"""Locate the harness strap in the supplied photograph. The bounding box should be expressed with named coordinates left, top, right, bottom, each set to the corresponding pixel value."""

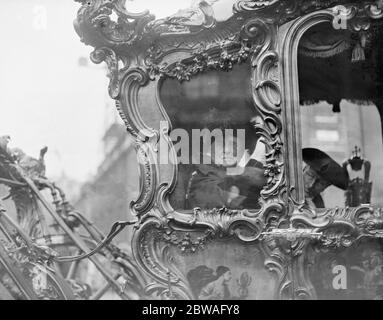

left=54, top=221, right=135, bottom=263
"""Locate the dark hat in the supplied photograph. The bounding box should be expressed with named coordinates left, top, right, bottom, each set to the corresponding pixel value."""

left=303, top=148, right=349, bottom=190
left=216, top=266, right=230, bottom=278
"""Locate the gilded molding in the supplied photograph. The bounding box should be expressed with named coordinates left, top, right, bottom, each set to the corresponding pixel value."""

left=74, top=0, right=383, bottom=300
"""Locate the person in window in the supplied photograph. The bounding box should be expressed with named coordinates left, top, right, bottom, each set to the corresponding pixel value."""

left=302, top=148, right=349, bottom=208
left=186, top=134, right=266, bottom=210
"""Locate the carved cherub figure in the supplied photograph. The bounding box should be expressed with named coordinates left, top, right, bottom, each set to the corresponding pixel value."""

left=11, top=146, right=48, bottom=179
left=0, top=135, right=10, bottom=152
left=163, top=0, right=218, bottom=30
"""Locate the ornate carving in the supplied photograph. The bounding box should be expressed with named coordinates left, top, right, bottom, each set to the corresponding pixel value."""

left=130, top=202, right=290, bottom=299
left=67, top=280, right=92, bottom=300
left=0, top=142, right=49, bottom=238
left=149, top=0, right=219, bottom=36
left=262, top=228, right=322, bottom=242
left=88, top=47, right=156, bottom=217
left=0, top=223, right=73, bottom=300
left=161, top=229, right=214, bottom=254
left=147, top=37, right=252, bottom=81
left=247, top=19, right=285, bottom=203
left=145, top=17, right=281, bottom=82
left=332, top=1, right=383, bottom=32
left=132, top=218, right=194, bottom=300
left=90, top=47, right=121, bottom=98
left=261, top=235, right=316, bottom=299
left=234, top=0, right=281, bottom=12
left=178, top=207, right=265, bottom=242
left=131, top=143, right=156, bottom=215
left=292, top=205, right=383, bottom=249
left=75, top=0, right=383, bottom=57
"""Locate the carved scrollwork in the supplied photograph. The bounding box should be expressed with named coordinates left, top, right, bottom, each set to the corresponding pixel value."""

left=291, top=206, right=383, bottom=249
left=0, top=223, right=74, bottom=300
left=354, top=206, right=383, bottom=235
left=89, top=46, right=157, bottom=216
left=148, top=0, right=219, bottom=36
left=172, top=207, right=265, bottom=242
left=235, top=0, right=383, bottom=32
left=75, top=0, right=155, bottom=48
left=90, top=47, right=147, bottom=102
left=332, top=1, right=383, bottom=32
left=131, top=202, right=292, bottom=299
left=260, top=224, right=320, bottom=300
left=233, top=0, right=337, bottom=15
left=131, top=217, right=194, bottom=299
left=0, top=143, right=49, bottom=238
left=160, top=229, right=214, bottom=255
left=75, top=1, right=383, bottom=57
left=247, top=19, right=285, bottom=203
left=90, top=47, right=121, bottom=98
left=131, top=143, right=156, bottom=215
left=118, top=68, right=153, bottom=142
left=261, top=236, right=316, bottom=299
left=146, top=37, right=252, bottom=81
left=233, top=0, right=281, bottom=13
left=145, top=15, right=282, bottom=82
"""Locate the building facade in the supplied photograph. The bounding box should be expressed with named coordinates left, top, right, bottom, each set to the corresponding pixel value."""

left=75, top=121, right=139, bottom=245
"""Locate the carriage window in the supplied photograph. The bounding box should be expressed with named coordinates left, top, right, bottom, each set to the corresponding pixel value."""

left=159, top=61, right=266, bottom=211
left=298, top=22, right=383, bottom=209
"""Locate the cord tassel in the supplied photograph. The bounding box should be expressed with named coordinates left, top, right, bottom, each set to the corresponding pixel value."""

left=352, top=33, right=367, bottom=63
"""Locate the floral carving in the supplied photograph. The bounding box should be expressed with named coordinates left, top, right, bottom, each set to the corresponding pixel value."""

left=332, top=1, right=383, bottom=32
left=233, top=0, right=281, bottom=13
left=264, top=161, right=283, bottom=186
left=75, top=0, right=155, bottom=47
left=146, top=38, right=252, bottom=81
left=161, top=229, right=214, bottom=254
left=292, top=205, right=383, bottom=249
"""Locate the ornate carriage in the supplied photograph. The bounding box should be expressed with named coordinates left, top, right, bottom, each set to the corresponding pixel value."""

left=71, top=0, right=383, bottom=300
left=2, top=0, right=383, bottom=300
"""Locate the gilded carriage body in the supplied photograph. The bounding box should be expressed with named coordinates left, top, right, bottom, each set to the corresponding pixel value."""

left=71, top=0, right=383, bottom=300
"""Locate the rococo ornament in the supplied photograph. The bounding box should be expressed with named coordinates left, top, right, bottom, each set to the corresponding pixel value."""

left=72, top=0, right=383, bottom=300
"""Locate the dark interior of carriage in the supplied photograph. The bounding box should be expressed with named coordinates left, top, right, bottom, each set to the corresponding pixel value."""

left=298, top=22, right=383, bottom=118
left=160, top=61, right=265, bottom=211
left=160, top=61, right=257, bottom=147
left=298, top=21, right=383, bottom=208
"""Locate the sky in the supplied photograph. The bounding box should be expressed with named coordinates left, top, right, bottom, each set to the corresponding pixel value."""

left=0, top=0, right=192, bottom=182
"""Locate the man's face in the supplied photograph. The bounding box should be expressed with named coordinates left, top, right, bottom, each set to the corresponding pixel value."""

left=303, top=165, right=331, bottom=196
left=211, top=136, right=245, bottom=167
